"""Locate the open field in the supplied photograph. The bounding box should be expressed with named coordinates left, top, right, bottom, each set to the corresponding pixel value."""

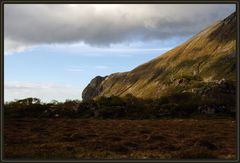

left=4, top=118, right=236, bottom=160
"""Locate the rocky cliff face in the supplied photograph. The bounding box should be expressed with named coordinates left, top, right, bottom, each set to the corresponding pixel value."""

left=82, top=12, right=236, bottom=101
left=82, top=76, right=107, bottom=100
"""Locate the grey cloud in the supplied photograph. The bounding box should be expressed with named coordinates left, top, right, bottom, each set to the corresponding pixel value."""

left=4, top=4, right=235, bottom=53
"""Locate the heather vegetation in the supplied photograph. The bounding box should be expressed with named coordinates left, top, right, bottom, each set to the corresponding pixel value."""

left=4, top=118, right=236, bottom=159
left=4, top=12, right=237, bottom=160
left=4, top=91, right=237, bottom=159
left=4, top=80, right=236, bottom=120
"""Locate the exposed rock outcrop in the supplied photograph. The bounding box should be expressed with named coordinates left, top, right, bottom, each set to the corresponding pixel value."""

left=82, top=76, right=107, bottom=100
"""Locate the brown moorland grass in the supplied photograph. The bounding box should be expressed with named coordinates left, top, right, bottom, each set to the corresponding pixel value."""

left=4, top=118, right=236, bottom=160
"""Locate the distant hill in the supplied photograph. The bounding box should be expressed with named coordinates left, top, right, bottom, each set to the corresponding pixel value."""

left=82, top=12, right=236, bottom=101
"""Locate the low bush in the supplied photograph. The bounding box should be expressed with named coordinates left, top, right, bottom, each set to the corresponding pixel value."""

left=4, top=89, right=236, bottom=119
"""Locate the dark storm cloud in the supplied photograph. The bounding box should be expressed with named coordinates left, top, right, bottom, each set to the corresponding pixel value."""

left=4, top=4, right=235, bottom=54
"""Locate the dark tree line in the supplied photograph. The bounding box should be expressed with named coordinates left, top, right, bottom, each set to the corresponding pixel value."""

left=4, top=91, right=236, bottom=119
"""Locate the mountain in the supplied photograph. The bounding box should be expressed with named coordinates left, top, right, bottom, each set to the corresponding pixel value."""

left=82, top=12, right=236, bottom=101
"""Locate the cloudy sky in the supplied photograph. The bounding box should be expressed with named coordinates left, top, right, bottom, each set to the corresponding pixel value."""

left=4, top=4, right=235, bottom=102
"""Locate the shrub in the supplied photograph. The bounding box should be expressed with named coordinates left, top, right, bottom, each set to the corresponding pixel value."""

left=98, top=106, right=126, bottom=119
left=4, top=90, right=236, bottom=119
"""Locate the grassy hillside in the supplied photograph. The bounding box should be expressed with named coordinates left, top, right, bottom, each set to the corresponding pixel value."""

left=82, top=12, right=236, bottom=100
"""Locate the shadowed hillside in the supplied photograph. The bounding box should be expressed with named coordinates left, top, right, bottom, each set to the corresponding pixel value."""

left=82, top=12, right=236, bottom=100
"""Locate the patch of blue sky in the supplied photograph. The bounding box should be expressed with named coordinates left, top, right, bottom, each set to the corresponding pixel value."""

left=4, top=36, right=190, bottom=102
